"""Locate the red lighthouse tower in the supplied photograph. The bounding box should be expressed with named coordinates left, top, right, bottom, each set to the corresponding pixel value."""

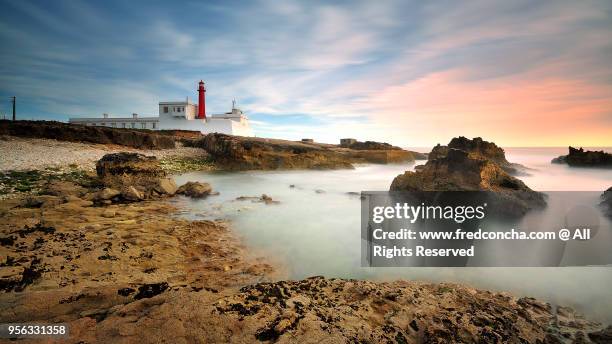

left=197, top=80, right=206, bottom=119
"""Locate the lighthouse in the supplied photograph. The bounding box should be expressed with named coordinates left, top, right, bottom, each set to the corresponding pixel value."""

left=71, top=79, right=253, bottom=136
left=198, top=80, right=206, bottom=119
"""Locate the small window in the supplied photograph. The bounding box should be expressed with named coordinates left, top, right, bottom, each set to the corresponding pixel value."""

left=141, top=123, right=146, bottom=129
left=164, top=106, right=168, bottom=113
left=152, top=122, right=156, bottom=129
left=131, top=123, right=136, bottom=128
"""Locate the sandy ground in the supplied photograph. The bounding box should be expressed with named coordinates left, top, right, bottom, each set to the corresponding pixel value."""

left=0, top=136, right=206, bottom=171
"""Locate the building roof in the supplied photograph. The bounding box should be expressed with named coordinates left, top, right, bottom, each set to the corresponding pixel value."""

left=159, top=101, right=196, bottom=105
left=69, top=116, right=158, bottom=121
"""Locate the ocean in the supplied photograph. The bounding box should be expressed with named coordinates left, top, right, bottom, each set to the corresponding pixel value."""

left=172, top=147, right=612, bottom=321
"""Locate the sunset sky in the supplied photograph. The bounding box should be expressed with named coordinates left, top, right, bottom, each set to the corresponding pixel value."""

left=0, top=0, right=611, bottom=147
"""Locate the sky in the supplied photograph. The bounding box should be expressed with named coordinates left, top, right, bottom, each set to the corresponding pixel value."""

left=0, top=0, right=611, bottom=147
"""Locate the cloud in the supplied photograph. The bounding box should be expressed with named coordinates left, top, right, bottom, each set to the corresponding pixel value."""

left=0, top=0, right=610, bottom=146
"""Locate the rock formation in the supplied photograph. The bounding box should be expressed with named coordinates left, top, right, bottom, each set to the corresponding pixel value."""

left=235, top=194, right=279, bottom=204
left=342, top=140, right=402, bottom=150
left=94, top=152, right=177, bottom=202
left=196, top=133, right=354, bottom=170
left=552, top=147, right=612, bottom=167
left=336, top=139, right=427, bottom=163
left=176, top=181, right=213, bottom=198
left=343, top=149, right=418, bottom=164
left=428, top=136, right=526, bottom=175
left=0, top=120, right=175, bottom=149
left=391, top=148, right=546, bottom=217
left=194, top=133, right=428, bottom=169
left=3, top=275, right=604, bottom=343
left=601, top=187, right=612, bottom=218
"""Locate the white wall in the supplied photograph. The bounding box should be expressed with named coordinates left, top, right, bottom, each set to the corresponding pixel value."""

left=69, top=118, right=158, bottom=129
left=202, top=118, right=254, bottom=136
left=159, top=103, right=196, bottom=120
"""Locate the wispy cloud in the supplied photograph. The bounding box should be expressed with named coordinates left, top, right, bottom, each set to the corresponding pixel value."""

left=0, top=0, right=610, bottom=146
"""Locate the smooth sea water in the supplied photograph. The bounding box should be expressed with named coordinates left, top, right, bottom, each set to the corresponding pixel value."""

left=172, top=147, right=612, bottom=321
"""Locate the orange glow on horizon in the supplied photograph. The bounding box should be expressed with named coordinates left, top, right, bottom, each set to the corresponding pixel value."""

left=361, top=69, right=612, bottom=147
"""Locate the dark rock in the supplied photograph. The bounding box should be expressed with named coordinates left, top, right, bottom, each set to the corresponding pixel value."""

left=260, top=194, right=273, bottom=203
left=0, top=120, right=175, bottom=149
left=337, top=139, right=424, bottom=163
left=117, top=287, right=135, bottom=296
left=343, top=140, right=402, bottom=150
left=176, top=181, right=213, bottom=198
left=97, top=253, right=118, bottom=261
left=588, top=325, right=612, bottom=344
left=14, top=223, right=56, bottom=237
left=429, top=137, right=526, bottom=175
left=600, top=187, right=612, bottom=218
left=0, top=262, right=42, bottom=292
left=390, top=148, right=546, bottom=217
left=236, top=194, right=279, bottom=204
left=552, top=147, right=612, bottom=168
left=409, top=319, right=419, bottom=332
left=0, top=236, right=16, bottom=246
left=551, top=155, right=566, bottom=164
left=134, top=282, right=169, bottom=299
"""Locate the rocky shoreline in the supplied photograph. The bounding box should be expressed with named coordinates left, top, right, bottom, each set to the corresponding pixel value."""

left=191, top=133, right=424, bottom=170
left=0, top=126, right=610, bottom=343
left=1, top=177, right=609, bottom=342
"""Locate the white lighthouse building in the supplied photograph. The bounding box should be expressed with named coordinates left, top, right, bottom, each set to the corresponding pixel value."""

left=158, top=100, right=252, bottom=136
left=69, top=80, right=254, bottom=136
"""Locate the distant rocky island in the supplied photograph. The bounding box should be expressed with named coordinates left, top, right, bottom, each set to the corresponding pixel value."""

left=552, top=146, right=612, bottom=168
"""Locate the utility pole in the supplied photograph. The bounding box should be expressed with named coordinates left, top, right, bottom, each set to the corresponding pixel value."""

left=11, top=96, right=16, bottom=121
